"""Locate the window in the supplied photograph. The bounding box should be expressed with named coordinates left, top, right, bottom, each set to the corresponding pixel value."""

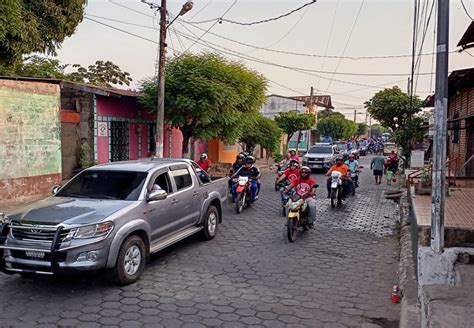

left=153, top=172, right=172, bottom=193
left=192, top=162, right=211, bottom=184
left=452, top=113, right=460, bottom=144
left=308, top=147, right=334, bottom=154
left=171, top=168, right=192, bottom=191
left=56, top=170, right=147, bottom=201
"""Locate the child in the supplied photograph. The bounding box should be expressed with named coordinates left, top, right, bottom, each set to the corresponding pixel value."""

left=386, top=169, right=394, bottom=185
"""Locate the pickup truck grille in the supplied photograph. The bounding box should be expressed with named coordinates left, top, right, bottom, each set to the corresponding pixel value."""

left=10, top=225, right=70, bottom=243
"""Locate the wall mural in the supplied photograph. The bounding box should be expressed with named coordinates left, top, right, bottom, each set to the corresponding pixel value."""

left=0, top=86, right=61, bottom=180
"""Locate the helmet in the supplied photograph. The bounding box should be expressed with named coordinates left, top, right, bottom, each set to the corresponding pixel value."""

left=289, top=159, right=299, bottom=167
left=237, top=154, right=245, bottom=160
left=239, top=151, right=249, bottom=158
left=245, top=156, right=255, bottom=164
left=348, top=154, right=355, bottom=159
left=200, top=153, right=207, bottom=160
left=335, top=157, right=343, bottom=163
left=290, top=149, right=296, bottom=155
left=300, top=166, right=311, bottom=178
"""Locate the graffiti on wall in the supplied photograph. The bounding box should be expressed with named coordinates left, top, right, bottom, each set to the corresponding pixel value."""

left=0, top=86, right=61, bottom=179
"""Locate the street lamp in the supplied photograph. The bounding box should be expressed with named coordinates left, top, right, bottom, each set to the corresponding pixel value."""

left=143, top=0, right=193, bottom=158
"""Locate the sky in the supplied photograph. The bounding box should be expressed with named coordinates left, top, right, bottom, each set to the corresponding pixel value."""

left=57, top=0, right=474, bottom=121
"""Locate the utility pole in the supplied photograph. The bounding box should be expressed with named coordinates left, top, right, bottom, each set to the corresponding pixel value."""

left=143, top=0, right=193, bottom=158
left=431, top=0, right=449, bottom=253
left=353, top=109, right=357, bottom=122
left=156, top=0, right=167, bottom=158
left=309, top=86, right=314, bottom=149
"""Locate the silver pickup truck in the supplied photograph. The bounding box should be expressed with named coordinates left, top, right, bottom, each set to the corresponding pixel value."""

left=0, top=158, right=227, bottom=285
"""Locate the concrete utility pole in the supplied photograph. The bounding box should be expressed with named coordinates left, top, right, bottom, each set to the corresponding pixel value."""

left=309, top=86, right=314, bottom=148
left=353, top=109, right=357, bottom=122
left=143, top=0, right=193, bottom=158
left=156, top=0, right=167, bottom=158
left=431, top=0, right=449, bottom=253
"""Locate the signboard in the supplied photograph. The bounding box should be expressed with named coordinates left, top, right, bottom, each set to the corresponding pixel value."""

left=98, top=122, right=108, bottom=137
left=410, top=150, right=425, bottom=168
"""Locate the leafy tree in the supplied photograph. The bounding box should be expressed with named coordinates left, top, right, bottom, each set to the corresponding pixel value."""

left=139, top=53, right=268, bottom=156
left=317, top=109, right=344, bottom=121
left=0, top=0, right=86, bottom=66
left=274, top=111, right=316, bottom=148
left=365, top=86, right=424, bottom=158
left=239, top=114, right=281, bottom=154
left=317, top=115, right=357, bottom=140
left=356, top=123, right=368, bottom=137
left=370, top=124, right=390, bottom=138
left=0, top=55, right=133, bottom=87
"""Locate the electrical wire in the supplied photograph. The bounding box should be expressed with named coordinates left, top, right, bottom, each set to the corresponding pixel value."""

left=325, top=0, right=365, bottom=91
left=188, top=0, right=213, bottom=20
left=429, top=1, right=437, bottom=93
left=186, top=0, right=317, bottom=26
left=181, top=0, right=237, bottom=53
left=317, top=0, right=339, bottom=86
left=108, top=0, right=152, bottom=18
left=414, top=0, right=436, bottom=93
left=461, top=0, right=474, bottom=21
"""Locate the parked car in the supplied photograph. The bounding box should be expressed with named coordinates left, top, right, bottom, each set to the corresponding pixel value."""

left=302, top=143, right=338, bottom=172
left=383, top=142, right=398, bottom=156
left=0, top=158, right=227, bottom=285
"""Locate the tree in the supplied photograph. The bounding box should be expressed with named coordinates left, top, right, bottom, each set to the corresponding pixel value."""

left=370, top=124, right=390, bottom=138
left=139, top=53, right=268, bottom=156
left=365, top=86, right=424, bottom=158
left=317, top=115, right=357, bottom=140
left=0, top=55, right=133, bottom=87
left=239, top=114, right=281, bottom=154
left=356, top=123, right=368, bottom=137
left=0, top=1, right=86, bottom=66
left=274, top=111, right=316, bottom=147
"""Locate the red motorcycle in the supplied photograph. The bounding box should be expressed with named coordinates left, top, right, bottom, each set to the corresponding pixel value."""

left=233, top=176, right=253, bottom=214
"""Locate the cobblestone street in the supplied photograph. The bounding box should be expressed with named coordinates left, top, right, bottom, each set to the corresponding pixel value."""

left=0, top=155, right=401, bottom=327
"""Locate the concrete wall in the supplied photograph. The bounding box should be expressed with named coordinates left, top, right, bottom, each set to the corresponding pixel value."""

left=0, top=80, right=62, bottom=201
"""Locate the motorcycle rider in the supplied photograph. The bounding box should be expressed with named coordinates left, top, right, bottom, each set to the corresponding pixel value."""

left=231, top=156, right=261, bottom=203
left=289, top=150, right=300, bottom=163
left=276, top=159, right=300, bottom=187
left=344, top=154, right=359, bottom=188
left=197, top=153, right=212, bottom=174
left=230, top=153, right=246, bottom=175
left=284, top=166, right=318, bottom=229
left=325, top=157, right=350, bottom=198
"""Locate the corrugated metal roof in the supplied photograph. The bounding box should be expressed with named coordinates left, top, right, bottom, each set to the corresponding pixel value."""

left=458, top=21, right=474, bottom=48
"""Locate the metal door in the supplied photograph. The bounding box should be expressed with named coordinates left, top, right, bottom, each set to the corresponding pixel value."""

left=110, top=121, right=129, bottom=162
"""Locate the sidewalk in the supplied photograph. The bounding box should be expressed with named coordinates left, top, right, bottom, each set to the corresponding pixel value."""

left=403, top=186, right=474, bottom=327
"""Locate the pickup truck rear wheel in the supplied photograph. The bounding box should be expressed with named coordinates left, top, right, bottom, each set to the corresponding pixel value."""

left=201, top=205, right=219, bottom=240
left=107, top=235, right=146, bottom=285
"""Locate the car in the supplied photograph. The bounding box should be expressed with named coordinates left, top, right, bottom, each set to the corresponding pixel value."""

left=0, top=158, right=228, bottom=285
left=334, top=142, right=359, bottom=160
left=302, top=143, right=338, bottom=172
left=383, top=142, right=397, bottom=156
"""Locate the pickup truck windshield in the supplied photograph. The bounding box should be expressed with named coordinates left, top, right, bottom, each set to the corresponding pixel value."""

left=56, top=170, right=147, bottom=200
left=308, top=147, right=333, bottom=154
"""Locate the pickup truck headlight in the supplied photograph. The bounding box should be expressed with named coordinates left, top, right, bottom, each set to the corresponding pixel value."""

left=70, top=222, right=114, bottom=239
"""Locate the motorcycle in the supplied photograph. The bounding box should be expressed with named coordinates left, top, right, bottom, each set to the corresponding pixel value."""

left=233, top=176, right=253, bottom=214
left=279, top=187, right=294, bottom=217
left=286, top=195, right=310, bottom=242
left=330, top=171, right=344, bottom=208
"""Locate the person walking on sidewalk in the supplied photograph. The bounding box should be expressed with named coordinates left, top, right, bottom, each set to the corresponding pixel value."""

left=371, top=153, right=385, bottom=185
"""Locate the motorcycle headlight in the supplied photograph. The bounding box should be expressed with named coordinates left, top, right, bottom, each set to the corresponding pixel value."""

left=72, top=222, right=114, bottom=239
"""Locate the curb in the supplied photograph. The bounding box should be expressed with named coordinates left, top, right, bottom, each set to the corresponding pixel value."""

left=399, top=191, right=421, bottom=328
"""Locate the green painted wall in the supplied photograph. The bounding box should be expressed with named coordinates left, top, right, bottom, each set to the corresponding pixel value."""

left=0, top=86, right=61, bottom=179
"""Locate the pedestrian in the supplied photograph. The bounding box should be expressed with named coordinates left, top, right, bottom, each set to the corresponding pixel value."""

left=197, top=153, right=212, bottom=174
left=371, top=153, right=385, bottom=185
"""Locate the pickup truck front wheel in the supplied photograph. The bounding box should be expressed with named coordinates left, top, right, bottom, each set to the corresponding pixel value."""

left=108, top=235, right=146, bottom=285
left=201, top=205, right=219, bottom=240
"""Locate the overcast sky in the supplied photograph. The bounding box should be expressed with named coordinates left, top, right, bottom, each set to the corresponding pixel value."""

left=57, top=0, right=473, bottom=121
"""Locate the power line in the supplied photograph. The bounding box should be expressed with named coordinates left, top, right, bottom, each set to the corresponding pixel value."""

left=414, top=0, right=436, bottom=94
left=189, top=0, right=213, bottom=20
left=317, top=0, right=339, bottom=86
left=263, top=4, right=310, bottom=50
left=181, top=0, right=237, bottom=53
left=461, top=0, right=474, bottom=21
left=325, top=0, right=365, bottom=91
left=186, top=0, right=317, bottom=26
left=84, top=16, right=160, bottom=45
left=108, top=0, right=152, bottom=18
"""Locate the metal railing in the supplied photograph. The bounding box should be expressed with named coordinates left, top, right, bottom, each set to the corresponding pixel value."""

left=407, top=157, right=459, bottom=186
left=455, top=155, right=474, bottom=179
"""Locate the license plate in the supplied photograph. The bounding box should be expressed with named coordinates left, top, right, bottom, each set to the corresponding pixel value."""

left=311, top=164, right=322, bottom=168
left=25, top=251, right=45, bottom=259
left=331, top=182, right=338, bottom=188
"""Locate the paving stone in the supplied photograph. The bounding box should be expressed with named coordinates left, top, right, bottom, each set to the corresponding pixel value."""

left=0, top=156, right=400, bottom=327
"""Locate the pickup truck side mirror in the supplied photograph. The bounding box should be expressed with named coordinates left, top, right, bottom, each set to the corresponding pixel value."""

left=147, top=189, right=168, bottom=202
left=52, top=185, right=61, bottom=194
